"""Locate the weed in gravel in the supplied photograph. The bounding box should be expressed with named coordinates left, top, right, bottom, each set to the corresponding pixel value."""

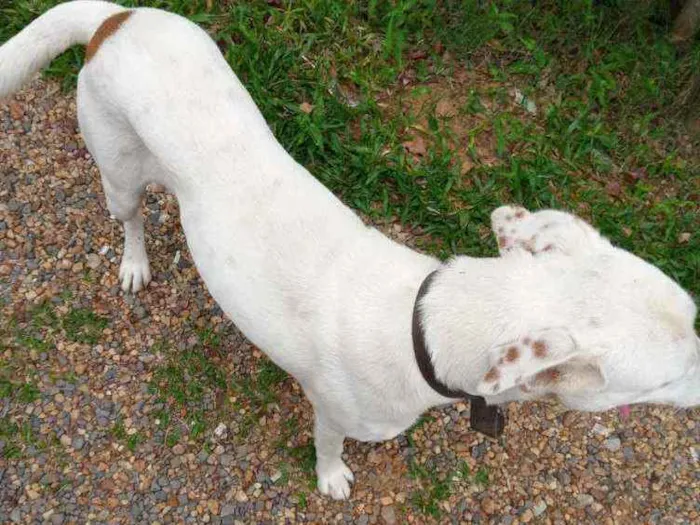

left=475, top=466, right=490, bottom=486
left=62, top=308, right=108, bottom=345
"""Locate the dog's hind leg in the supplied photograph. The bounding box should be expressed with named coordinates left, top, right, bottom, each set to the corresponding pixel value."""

left=77, top=79, right=152, bottom=293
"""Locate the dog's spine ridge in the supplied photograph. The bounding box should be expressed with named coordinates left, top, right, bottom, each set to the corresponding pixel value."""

left=0, top=1, right=125, bottom=99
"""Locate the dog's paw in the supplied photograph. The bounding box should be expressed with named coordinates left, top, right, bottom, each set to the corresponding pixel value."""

left=317, top=460, right=354, bottom=500
left=119, top=258, right=152, bottom=293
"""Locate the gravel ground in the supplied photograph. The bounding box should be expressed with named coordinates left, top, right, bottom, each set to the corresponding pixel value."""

left=1, top=78, right=699, bottom=525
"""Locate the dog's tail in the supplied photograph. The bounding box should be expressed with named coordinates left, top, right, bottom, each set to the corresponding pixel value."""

left=0, top=0, right=125, bottom=99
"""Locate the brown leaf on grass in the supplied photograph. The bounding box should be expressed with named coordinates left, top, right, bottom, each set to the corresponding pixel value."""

left=436, top=99, right=457, bottom=118
left=299, top=102, right=314, bottom=114
left=678, top=232, right=691, bottom=244
left=625, top=168, right=647, bottom=183
left=605, top=181, right=623, bottom=198
left=408, top=49, right=428, bottom=60
left=460, top=158, right=475, bottom=174
left=402, top=135, right=427, bottom=157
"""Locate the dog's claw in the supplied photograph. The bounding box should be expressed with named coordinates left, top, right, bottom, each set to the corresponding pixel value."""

left=317, top=461, right=354, bottom=500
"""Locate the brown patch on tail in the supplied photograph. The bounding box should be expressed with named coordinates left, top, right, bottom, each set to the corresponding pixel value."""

left=86, top=11, right=132, bottom=62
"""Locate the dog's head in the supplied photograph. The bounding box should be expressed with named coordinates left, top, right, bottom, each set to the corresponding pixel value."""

left=473, top=206, right=699, bottom=412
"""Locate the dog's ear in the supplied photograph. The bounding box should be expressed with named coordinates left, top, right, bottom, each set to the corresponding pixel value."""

left=490, top=205, right=607, bottom=257
left=476, top=328, right=605, bottom=396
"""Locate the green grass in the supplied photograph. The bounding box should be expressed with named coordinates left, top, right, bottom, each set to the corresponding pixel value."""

left=62, top=308, right=108, bottom=345
left=408, top=455, right=491, bottom=518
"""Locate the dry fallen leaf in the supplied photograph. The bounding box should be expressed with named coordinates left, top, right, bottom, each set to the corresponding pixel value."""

left=605, top=181, right=622, bottom=198
left=299, top=102, right=314, bottom=114
left=436, top=99, right=457, bottom=118
left=402, top=135, right=427, bottom=157
left=460, top=158, right=475, bottom=174
left=678, top=232, right=691, bottom=244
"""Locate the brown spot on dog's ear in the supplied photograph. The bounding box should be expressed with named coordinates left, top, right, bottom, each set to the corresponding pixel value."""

left=523, top=337, right=532, bottom=346
left=515, top=209, right=526, bottom=219
left=523, top=236, right=537, bottom=254
left=86, top=11, right=132, bottom=62
left=542, top=244, right=555, bottom=252
left=505, top=346, right=519, bottom=363
left=484, top=367, right=500, bottom=382
left=532, top=340, right=548, bottom=358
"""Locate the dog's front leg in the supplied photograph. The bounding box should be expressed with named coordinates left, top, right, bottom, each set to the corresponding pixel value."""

left=314, top=413, right=354, bottom=500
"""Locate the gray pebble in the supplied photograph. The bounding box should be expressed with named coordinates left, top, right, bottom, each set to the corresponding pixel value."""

left=604, top=437, right=621, bottom=452
left=134, top=306, right=148, bottom=319
left=72, top=437, right=85, bottom=451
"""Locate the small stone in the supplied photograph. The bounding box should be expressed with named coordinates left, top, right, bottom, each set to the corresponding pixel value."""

left=576, top=494, right=595, bottom=508
left=380, top=505, right=397, bottom=524
left=270, top=470, right=282, bottom=482
left=604, top=437, right=621, bottom=452
left=9, top=101, right=23, bottom=120
left=51, top=514, right=65, bottom=525
left=234, top=490, right=247, bottom=502
left=60, top=435, right=72, bottom=447
left=172, top=444, right=185, bottom=455
left=521, top=508, right=534, bottom=523
left=86, top=253, right=101, bottom=269
left=75, top=363, right=87, bottom=375
left=27, top=488, right=40, bottom=500
left=481, top=498, right=496, bottom=515
left=72, top=437, right=85, bottom=450
left=221, top=504, right=236, bottom=517
left=207, top=499, right=220, bottom=515
left=592, top=423, right=611, bottom=436
left=10, top=508, right=21, bottom=523
left=134, top=306, right=147, bottom=319
left=533, top=501, right=547, bottom=516
left=214, top=422, right=227, bottom=438
left=71, top=262, right=84, bottom=273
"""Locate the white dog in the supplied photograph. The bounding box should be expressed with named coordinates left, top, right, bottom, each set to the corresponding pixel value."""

left=1, top=1, right=698, bottom=500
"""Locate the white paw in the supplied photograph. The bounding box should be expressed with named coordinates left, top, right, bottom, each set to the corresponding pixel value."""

left=119, top=257, right=151, bottom=293
left=317, top=460, right=354, bottom=500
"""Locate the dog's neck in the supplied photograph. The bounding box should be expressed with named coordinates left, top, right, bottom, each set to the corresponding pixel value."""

left=416, top=254, right=568, bottom=402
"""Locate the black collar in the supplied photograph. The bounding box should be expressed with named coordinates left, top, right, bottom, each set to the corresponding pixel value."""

left=411, top=270, right=506, bottom=438
left=412, top=270, right=475, bottom=399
